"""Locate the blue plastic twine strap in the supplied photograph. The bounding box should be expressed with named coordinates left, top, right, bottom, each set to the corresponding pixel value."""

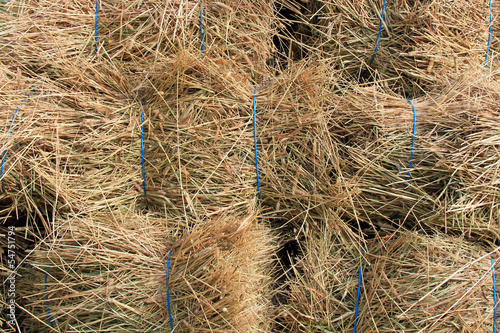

left=405, top=99, right=417, bottom=190
left=484, top=0, right=493, bottom=68
left=140, top=102, right=148, bottom=207
left=166, top=250, right=174, bottom=332
left=252, top=87, right=261, bottom=199
left=369, top=0, right=387, bottom=66
left=45, top=267, right=54, bottom=328
left=94, top=0, right=99, bottom=53
left=492, top=255, right=498, bottom=333
left=200, top=0, right=204, bottom=52
left=353, top=247, right=365, bottom=333
left=1, top=85, right=39, bottom=192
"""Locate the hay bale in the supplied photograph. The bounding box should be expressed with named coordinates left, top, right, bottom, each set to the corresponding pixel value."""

left=141, top=50, right=265, bottom=214
left=19, top=207, right=274, bottom=332
left=0, top=67, right=144, bottom=218
left=254, top=60, right=360, bottom=237
left=274, top=229, right=496, bottom=332
left=331, top=71, right=500, bottom=239
left=279, top=0, right=495, bottom=95
left=254, top=59, right=431, bottom=236
left=273, top=224, right=362, bottom=332
left=359, top=231, right=496, bottom=332
left=330, top=83, right=444, bottom=228
left=436, top=74, right=500, bottom=240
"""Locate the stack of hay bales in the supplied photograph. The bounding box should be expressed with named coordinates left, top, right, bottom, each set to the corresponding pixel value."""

left=263, top=1, right=500, bottom=331
left=257, top=65, right=500, bottom=240
left=1, top=0, right=500, bottom=331
left=262, top=67, right=500, bottom=329
left=1, top=0, right=278, bottom=331
left=0, top=0, right=276, bottom=216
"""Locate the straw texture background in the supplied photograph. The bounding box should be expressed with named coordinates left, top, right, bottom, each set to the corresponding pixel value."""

left=1, top=0, right=500, bottom=332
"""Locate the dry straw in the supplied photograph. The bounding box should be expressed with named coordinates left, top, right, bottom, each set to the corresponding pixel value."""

left=2, top=0, right=278, bottom=331
left=274, top=229, right=497, bottom=332
left=273, top=223, right=363, bottom=332
left=278, top=0, right=496, bottom=95
left=2, top=0, right=500, bottom=331
left=258, top=61, right=500, bottom=240
left=0, top=66, right=145, bottom=217
left=19, top=206, right=274, bottom=332
left=256, top=60, right=360, bottom=238
left=0, top=0, right=276, bottom=222
left=331, top=70, right=500, bottom=240
left=359, top=231, right=496, bottom=332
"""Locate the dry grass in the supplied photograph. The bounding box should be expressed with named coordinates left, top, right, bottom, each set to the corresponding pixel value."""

left=329, top=70, right=500, bottom=239
left=0, top=0, right=276, bottom=217
left=274, top=229, right=498, bottom=332
left=360, top=231, right=496, bottom=332
left=278, top=0, right=497, bottom=95
left=2, top=0, right=277, bottom=331
left=19, top=206, right=274, bottom=332
left=1, top=0, right=500, bottom=331
left=273, top=223, right=362, bottom=332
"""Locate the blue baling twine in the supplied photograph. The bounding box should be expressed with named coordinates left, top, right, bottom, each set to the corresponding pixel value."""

left=1, top=84, right=39, bottom=193
left=250, top=78, right=272, bottom=199
left=353, top=247, right=365, bottom=333
left=405, top=99, right=417, bottom=190
left=166, top=250, right=174, bottom=332
left=94, top=0, right=99, bottom=53
left=252, top=87, right=261, bottom=199
left=44, top=267, right=54, bottom=328
left=200, top=0, right=204, bottom=52
left=140, top=100, right=148, bottom=207
left=492, top=255, right=498, bottom=333
left=484, top=0, right=493, bottom=69
left=368, top=0, right=387, bottom=66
